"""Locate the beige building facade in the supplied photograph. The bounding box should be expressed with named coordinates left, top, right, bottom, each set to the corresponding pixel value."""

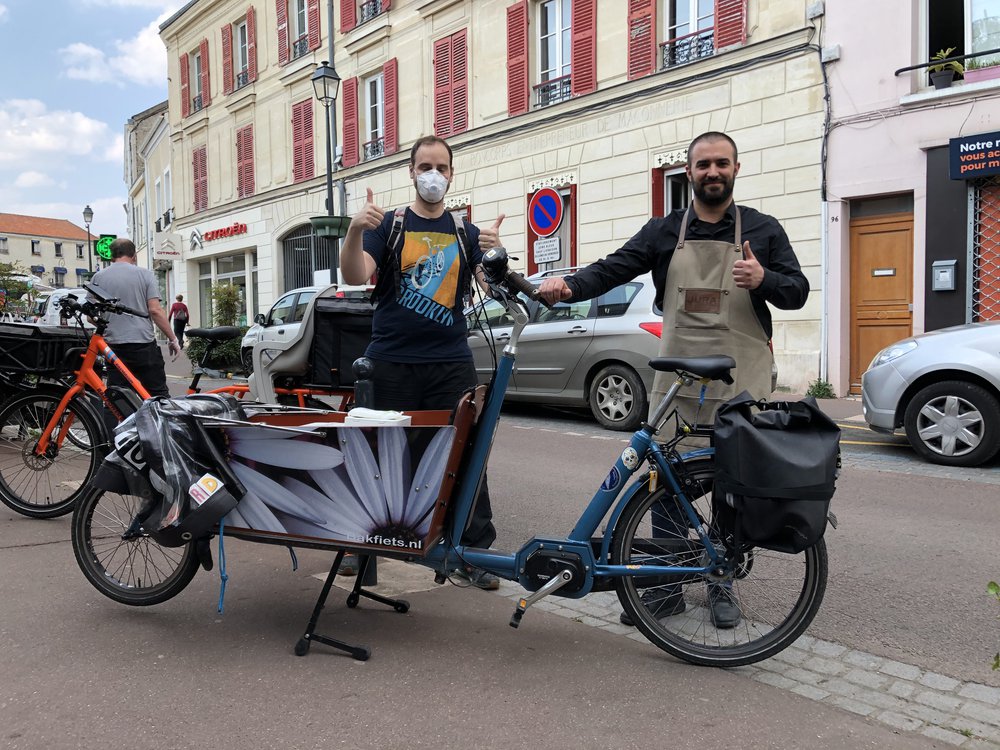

left=0, top=214, right=98, bottom=292
left=157, top=0, right=826, bottom=391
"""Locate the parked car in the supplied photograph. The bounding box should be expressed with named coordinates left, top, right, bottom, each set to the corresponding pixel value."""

left=241, top=284, right=373, bottom=373
left=30, top=287, right=95, bottom=328
left=467, top=271, right=662, bottom=431
left=861, top=321, right=1000, bottom=466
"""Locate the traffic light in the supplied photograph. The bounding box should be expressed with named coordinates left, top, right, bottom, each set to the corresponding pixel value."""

left=95, top=234, right=117, bottom=260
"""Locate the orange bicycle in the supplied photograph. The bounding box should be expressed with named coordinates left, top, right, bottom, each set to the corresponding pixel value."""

left=0, top=286, right=352, bottom=519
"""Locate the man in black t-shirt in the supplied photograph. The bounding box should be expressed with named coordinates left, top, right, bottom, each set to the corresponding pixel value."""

left=340, top=135, right=505, bottom=589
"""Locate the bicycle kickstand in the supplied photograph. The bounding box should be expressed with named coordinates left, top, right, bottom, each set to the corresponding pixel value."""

left=509, top=569, right=573, bottom=629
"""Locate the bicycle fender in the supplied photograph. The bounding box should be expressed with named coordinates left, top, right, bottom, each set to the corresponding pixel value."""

left=91, top=461, right=130, bottom=494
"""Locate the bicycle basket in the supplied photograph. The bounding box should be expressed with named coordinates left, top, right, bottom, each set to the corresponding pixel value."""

left=0, top=322, right=88, bottom=373
left=712, top=392, right=840, bottom=554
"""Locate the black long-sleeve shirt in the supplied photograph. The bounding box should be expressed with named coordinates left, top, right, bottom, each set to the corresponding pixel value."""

left=563, top=204, right=809, bottom=339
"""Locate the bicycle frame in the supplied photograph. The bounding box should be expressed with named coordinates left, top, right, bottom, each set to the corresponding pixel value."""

left=421, top=296, right=724, bottom=598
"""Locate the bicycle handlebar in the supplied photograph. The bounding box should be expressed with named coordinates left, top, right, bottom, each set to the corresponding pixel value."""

left=58, top=294, right=149, bottom=320
left=481, top=247, right=552, bottom=308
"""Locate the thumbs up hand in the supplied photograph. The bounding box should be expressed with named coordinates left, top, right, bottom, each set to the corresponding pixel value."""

left=733, top=240, right=764, bottom=290
left=479, top=213, right=506, bottom=252
left=350, top=186, right=386, bottom=233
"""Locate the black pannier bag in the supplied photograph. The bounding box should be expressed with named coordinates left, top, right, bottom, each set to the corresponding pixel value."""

left=308, top=296, right=374, bottom=388
left=712, top=391, right=840, bottom=554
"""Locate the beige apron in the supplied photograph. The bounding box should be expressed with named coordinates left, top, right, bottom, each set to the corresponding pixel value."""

left=649, top=207, right=773, bottom=426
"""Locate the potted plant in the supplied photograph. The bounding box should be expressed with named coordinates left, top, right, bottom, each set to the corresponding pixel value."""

left=964, top=55, right=1000, bottom=83
left=928, top=47, right=964, bottom=89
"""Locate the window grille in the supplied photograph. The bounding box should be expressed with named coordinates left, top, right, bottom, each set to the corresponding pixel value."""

left=292, top=35, right=309, bottom=59
left=534, top=74, right=572, bottom=107
left=661, top=29, right=715, bottom=68
left=971, top=175, right=1000, bottom=321
left=363, top=137, right=385, bottom=161
left=360, top=0, right=383, bottom=24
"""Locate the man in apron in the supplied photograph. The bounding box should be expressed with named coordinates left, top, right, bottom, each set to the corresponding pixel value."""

left=539, top=131, right=809, bottom=628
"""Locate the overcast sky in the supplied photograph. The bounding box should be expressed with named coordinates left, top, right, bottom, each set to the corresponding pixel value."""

left=0, top=0, right=181, bottom=238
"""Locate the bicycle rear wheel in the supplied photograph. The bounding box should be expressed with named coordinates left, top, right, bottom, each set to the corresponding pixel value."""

left=611, top=458, right=827, bottom=667
left=71, top=485, right=200, bottom=606
left=0, top=390, right=107, bottom=518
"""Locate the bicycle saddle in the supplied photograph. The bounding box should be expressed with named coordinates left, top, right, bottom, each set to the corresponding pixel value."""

left=186, top=326, right=242, bottom=342
left=649, top=355, right=735, bottom=383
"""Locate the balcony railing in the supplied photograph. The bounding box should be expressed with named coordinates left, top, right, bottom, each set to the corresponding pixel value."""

left=360, top=0, right=384, bottom=24
left=660, top=29, right=715, bottom=69
left=236, top=69, right=250, bottom=89
left=533, top=74, right=572, bottom=108
left=292, top=35, right=309, bottom=59
left=363, top=137, right=385, bottom=161
left=191, top=94, right=203, bottom=113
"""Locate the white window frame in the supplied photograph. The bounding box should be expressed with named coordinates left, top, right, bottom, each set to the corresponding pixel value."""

left=665, top=0, right=714, bottom=41
left=236, top=19, right=249, bottom=74
left=76, top=243, right=84, bottom=259
left=163, top=168, right=172, bottom=223
left=537, top=0, right=572, bottom=84
left=154, top=177, right=163, bottom=220
left=967, top=0, right=1000, bottom=55
left=663, top=168, right=691, bottom=213
left=365, top=72, right=385, bottom=145
left=0, top=237, right=7, bottom=254
left=293, top=0, right=308, bottom=44
left=31, top=240, right=41, bottom=255
left=54, top=242, right=63, bottom=258
left=193, top=51, right=203, bottom=100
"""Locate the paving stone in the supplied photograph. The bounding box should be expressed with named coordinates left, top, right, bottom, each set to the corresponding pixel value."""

left=949, top=717, right=1000, bottom=744
left=843, top=668, right=889, bottom=690
left=793, top=634, right=816, bottom=650
left=810, top=640, right=848, bottom=658
left=914, top=690, right=963, bottom=712
left=874, top=710, right=924, bottom=732
left=878, top=659, right=923, bottom=681
left=784, top=666, right=825, bottom=685
left=959, top=701, right=1000, bottom=726
left=920, top=725, right=968, bottom=746
left=888, top=680, right=918, bottom=699
left=579, top=615, right=607, bottom=628
left=767, top=646, right=809, bottom=666
left=827, top=695, right=877, bottom=717
left=959, top=685, right=1000, bottom=707
left=598, top=623, right=636, bottom=637
left=843, top=650, right=884, bottom=670
left=752, top=671, right=798, bottom=691
left=903, top=702, right=954, bottom=725
left=790, top=683, right=831, bottom=701
left=919, top=671, right=962, bottom=692
left=960, top=738, right=1000, bottom=750
left=803, top=655, right=846, bottom=676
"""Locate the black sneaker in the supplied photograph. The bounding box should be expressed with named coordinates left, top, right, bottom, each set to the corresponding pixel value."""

left=452, top=566, right=500, bottom=590
left=708, top=582, right=741, bottom=629
left=620, top=586, right=686, bottom=626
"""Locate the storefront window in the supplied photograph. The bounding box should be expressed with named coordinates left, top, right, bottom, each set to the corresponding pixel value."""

left=216, top=252, right=249, bottom=325
left=282, top=225, right=334, bottom=292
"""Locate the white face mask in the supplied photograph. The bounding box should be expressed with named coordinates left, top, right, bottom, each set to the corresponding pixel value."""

left=415, top=169, right=449, bottom=204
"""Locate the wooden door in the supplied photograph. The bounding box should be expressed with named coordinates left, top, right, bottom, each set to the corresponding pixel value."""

left=849, top=213, right=914, bottom=394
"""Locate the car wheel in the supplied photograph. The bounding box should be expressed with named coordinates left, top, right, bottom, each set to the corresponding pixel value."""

left=903, top=381, right=1000, bottom=467
left=241, top=348, right=254, bottom=374
left=588, top=364, right=647, bottom=432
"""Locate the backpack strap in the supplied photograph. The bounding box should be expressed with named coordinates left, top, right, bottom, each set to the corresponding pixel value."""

left=453, top=215, right=476, bottom=307
left=373, top=207, right=406, bottom=301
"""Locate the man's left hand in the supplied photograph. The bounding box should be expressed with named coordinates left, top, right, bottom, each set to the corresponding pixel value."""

left=733, top=241, right=764, bottom=290
left=479, top=214, right=505, bottom=252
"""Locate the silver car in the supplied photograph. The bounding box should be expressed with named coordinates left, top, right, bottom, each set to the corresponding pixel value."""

left=466, top=271, right=662, bottom=431
left=861, top=321, right=1000, bottom=466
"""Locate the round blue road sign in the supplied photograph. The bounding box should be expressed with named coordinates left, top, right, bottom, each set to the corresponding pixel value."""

left=528, top=187, right=564, bottom=237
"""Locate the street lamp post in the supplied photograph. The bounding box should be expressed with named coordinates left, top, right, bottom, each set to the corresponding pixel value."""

left=310, top=61, right=350, bottom=241
left=82, top=205, right=94, bottom=274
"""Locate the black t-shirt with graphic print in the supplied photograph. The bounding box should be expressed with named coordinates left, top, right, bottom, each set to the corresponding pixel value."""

left=363, top=208, right=482, bottom=363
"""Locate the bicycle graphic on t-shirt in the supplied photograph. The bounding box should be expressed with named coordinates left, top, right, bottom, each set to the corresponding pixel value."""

left=409, top=236, right=450, bottom=290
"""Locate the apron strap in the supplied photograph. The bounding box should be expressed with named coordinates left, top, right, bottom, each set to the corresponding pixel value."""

left=676, top=207, right=693, bottom=249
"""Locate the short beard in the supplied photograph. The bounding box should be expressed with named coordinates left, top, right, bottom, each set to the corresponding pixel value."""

left=693, top=178, right=734, bottom=206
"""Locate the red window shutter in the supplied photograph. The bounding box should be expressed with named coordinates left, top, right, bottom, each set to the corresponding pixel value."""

left=222, top=24, right=234, bottom=95
left=308, top=0, right=321, bottom=50
left=627, top=0, right=656, bottom=80
left=292, top=100, right=315, bottom=182
left=382, top=0, right=391, bottom=8
left=571, top=0, right=597, bottom=96
left=506, top=1, right=529, bottom=116
left=451, top=29, right=469, bottom=136
left=291, top=101, right=304, bottom=181
left=341, top=0, right=356, bottom=32
left=715, top=0, right=746, bottom=50
left=383, top=59, right=398, bottom=155
left=277, top=0, right=289, bottom=66
left=341, top=77, right=359, bottom=168
left=247, top=5, right=258, bottom=82
left=180, top=52, right=190, bottom=118
left=238, top=125, right=255, bottom=198
left=433, top=36, right=453, bottom=136
left=199, top=38, right=212, bottom=106
left=193, top=147, right=207, bottom=212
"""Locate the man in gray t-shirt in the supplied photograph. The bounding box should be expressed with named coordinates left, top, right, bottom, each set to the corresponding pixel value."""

left=89, top=238, right=180, bottom=401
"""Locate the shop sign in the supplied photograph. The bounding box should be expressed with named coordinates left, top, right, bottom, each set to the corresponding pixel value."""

left=204, top=222, right=248, bottom=241
left=950, top=131, right=1000, bottom=179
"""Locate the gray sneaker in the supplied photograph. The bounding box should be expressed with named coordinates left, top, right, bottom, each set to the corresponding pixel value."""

left=453, top=566, right=500, bottom=590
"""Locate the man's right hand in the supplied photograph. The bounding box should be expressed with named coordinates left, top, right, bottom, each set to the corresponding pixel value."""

left=538, top=277, right=573, bottom=305
left=349, top=187, right=386, bottom=233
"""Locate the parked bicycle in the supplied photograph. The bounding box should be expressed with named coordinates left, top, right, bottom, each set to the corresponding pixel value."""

left=0, top=286, right=352, bottom=519
left=70, top=251, right=832, bottom=667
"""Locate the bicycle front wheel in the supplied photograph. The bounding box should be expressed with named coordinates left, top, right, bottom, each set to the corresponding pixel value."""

left=0, top=391, right=107, bottom=518
left=71, top=485, right=200, bottom=606
left=611, top=458, right=827, bottom=667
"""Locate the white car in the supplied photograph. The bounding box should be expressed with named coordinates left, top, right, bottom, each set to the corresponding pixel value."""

left=241, top=284, right=373, bottom=372
left=30, top=288, right=96, bottom=329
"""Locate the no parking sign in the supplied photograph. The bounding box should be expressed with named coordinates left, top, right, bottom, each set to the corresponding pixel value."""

left=528, top=188, right=564, bottom=238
